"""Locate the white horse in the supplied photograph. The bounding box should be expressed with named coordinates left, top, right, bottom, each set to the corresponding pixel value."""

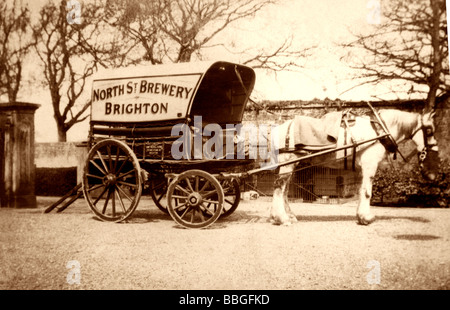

left=269, top=109, right=439, bottom=226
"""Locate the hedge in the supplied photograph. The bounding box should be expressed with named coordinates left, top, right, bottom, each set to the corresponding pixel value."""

left=371, top=159, right=450, bottom=208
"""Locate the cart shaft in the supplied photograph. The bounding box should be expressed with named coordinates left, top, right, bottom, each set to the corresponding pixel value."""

left=220, top=133, right=390, bottom=179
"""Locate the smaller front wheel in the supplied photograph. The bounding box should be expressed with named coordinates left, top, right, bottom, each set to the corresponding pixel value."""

left=167, top=170, right=224, bottom=229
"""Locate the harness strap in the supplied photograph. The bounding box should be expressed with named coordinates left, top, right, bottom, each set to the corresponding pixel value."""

left=344, top=122, right=348, bottom=170
left=285, top=120, right=293, bottom=150
left=366, top=101, right=406, bottom=161
left=342, top=112, right=357, bottom=171
left=408, top=114, right=423, bottom=140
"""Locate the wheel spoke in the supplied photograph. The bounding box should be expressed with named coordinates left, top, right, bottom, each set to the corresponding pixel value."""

left=185, top=177, right=194, bottom=193
left=200, top=203, right=215, bottom=216
left=156, top=193, right=164, bottom=203
left=171, top=195, right=188, bottom=200
left=199, top=179, right=210, bottom=193
left=174, top=202, right=188, bottom=211
left=202, top=190, right=218, bottom=199
left=225, top=198, right=234, bottom=205
left=86, top=183, right=105, bottom=193
left=116, top=191, right=127, bottom=213
left=93, top=185, right=108, bottom=206
left=116, top=184, right=133, bottom=202
left=113, top=146, right=121, bottom=173
left=221, top=181, right=230, bottom=192
left=154, top=181, right=165, bottom=191
left=115, top=155, right=130, bottom=175
left=198, top=209, right=205, bottom=222
left=155, top=182, right=163, bottom=189
left=96, top=150, right=110, bottom=174
left=179, top=206, right=191, bottom=220
left=111, top=187, right=116, bottom=217
left=203, top=199, right=220, bottom=205
left=102, top=189, right=112, bottom=214
left=116, top=169, right=135, bottom=180
left=190, top=208, right=195, bottom=223
left=90, top=159, right=107, bottom=176
left=175, top=184, right=191, bottom=195
left=86, top=173, right=104, bottom=180
left=107, top=145, right=113, bottom=172
left=117, top=180, right=138, bottom=189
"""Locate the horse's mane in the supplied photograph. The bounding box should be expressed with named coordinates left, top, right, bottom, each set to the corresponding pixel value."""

left=378, top=109, right=419, bottom=138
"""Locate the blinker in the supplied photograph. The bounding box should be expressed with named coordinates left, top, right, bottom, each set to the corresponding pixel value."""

left=424, top=126, right=434, bottom=137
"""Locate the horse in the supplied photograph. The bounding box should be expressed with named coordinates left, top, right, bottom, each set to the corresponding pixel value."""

left=268, top=109, right=440, bottom=226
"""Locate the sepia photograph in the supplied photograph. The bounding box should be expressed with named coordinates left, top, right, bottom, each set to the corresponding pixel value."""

left=0, top=0, right=449, bottom=296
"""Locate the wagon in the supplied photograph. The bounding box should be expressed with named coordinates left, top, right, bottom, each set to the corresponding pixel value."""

left=82, top=61, right=257, bottom=228
left=79, top=60, right=395, bottom=229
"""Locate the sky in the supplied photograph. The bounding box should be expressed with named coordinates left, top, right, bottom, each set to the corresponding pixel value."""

left=200, top=0, right=381, bottom=101
left=8, top=0, right=441, bottom=142
left=237, top=0, right=378, bottom=101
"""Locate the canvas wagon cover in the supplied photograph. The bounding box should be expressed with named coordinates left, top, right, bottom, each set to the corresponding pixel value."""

left=90, top=61, right=255, bottom=125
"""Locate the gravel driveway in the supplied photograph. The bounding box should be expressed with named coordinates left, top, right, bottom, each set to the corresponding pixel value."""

left=1, top=196, right=449, bottom=290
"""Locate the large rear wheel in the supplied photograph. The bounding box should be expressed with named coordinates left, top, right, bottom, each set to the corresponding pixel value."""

left=82, top=139, right=142, bottom=222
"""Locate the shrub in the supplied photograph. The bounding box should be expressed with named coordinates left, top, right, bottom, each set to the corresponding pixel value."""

left=372, top=160, right=449, bottom=208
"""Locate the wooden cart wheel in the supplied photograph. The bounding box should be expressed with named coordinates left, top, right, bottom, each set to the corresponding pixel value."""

left=167, top=170, right=224, bottom=229
left=220, top=178, right=241, bottom=218
left=82, top=139, right=142, bottom=222
left=150, top=177, right=169, bottom=214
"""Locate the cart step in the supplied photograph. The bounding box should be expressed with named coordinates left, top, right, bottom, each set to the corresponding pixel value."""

left=44, top=183, right=83, bottom=213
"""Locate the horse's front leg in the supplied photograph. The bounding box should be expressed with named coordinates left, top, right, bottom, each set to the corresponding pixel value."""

left=357, top=144, right=385, bottom=225
left=357, top=173, right=376, bottom=225
left=271, top=163, right=297, bottom=225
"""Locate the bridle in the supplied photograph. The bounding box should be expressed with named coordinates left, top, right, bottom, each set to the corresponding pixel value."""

left=407, top=113, right=438, bottom=167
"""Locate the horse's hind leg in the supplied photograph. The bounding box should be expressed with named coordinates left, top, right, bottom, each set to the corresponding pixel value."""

left=283, top=174, right=298, bottom=223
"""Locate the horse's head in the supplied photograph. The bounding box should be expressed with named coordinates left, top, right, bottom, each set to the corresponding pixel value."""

left=410, top=110, right=440, bottom=181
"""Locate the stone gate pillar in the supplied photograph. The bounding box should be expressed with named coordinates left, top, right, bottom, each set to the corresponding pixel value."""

left=0, top=102, right=40, bottom=208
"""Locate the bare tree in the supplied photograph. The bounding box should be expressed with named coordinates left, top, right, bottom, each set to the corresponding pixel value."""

left=105, top=0, right=313, bottom=69
left=0, top=0, right=31, bottom=102
left=104, top=0, right=166, bottom=65
left=32, top=0, right=111, bottom=141
left=156, top=0, right=279, bottom=63
left=341, top=0, right=448, bottom=110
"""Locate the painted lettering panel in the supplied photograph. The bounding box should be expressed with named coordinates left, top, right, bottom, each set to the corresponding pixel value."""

left=91, top=74, right=201, bottom=122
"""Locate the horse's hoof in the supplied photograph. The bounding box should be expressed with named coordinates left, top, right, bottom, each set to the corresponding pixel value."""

left=357, top=214, right=376, bottom=225
left=270, top=215, right=291, bottom=226
left=289, top=214, right=298, bottom=223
